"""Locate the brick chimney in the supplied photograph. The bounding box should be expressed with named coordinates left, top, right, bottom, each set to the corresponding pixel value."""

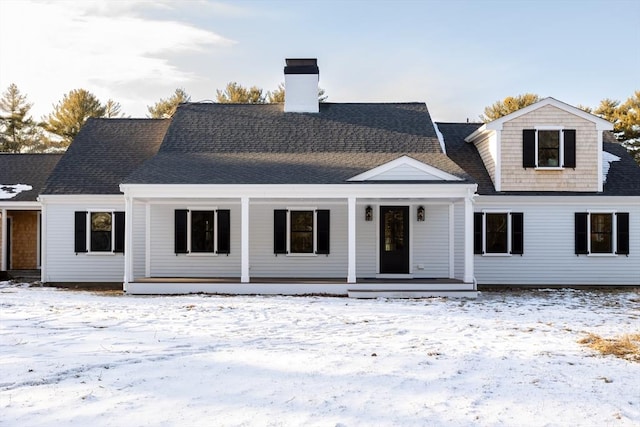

left=284, top=58, right=319, bottom=113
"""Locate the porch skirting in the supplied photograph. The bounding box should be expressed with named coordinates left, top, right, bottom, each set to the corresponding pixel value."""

left=125, top=277, right=477, bottom=298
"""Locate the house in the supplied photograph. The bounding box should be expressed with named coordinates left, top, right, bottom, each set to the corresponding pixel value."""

left=0, top=154, right=62, bottom=279
left=23, top=58, right=640, bottom=295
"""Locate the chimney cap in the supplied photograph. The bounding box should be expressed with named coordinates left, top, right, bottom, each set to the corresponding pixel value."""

left=284, top=58, right=319, bottom=75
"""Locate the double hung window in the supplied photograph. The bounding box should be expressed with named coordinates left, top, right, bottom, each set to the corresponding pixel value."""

left=274, top=209, right=330, bottom=255
left=74, top=211, right=125, bottom=253
left=523, top=128, right=576, bottom=168
left=575, top=212, right=629, bottom=255
left=474, top=211, right=523, bottom=255
left=174, top=209, right=231, bottom=255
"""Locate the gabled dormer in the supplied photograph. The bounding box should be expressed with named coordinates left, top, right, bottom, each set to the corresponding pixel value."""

left=465, top=98, right=613, bottom=192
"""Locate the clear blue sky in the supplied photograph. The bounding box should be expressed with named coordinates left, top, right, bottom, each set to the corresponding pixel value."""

left=1, top=0, right=638, bottom=122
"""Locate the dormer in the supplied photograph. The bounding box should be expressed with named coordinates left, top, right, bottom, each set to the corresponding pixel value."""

left=465, top=98, right=613, bottom=192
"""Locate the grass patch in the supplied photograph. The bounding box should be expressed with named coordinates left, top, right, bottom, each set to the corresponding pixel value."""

left=578, top=333, right=640, bottom=362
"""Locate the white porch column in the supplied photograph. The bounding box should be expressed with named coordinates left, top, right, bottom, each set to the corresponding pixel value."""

left=1, top=208, right=6, bottom=271
left=123, top=196, right=134, bottom=289
left=463, top=193, right=474, bottom=284
left=145, top=203, right=151, bottom=278
left=347, top=197, right=356, bottom=283
left=241, top=197, right=250, bottom=283
left=40, top=203, right=46, bottom=282
left=449, top=203, right=455, bottom=279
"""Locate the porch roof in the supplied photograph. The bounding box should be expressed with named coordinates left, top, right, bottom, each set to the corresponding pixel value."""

left=124, top=151, right=472, bottom=185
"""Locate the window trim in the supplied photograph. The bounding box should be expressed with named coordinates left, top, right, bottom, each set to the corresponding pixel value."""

left=187, top=207, right=218, bottom=257
left=586, top=211, right=617, bottom=257
left=87, top=210, right=116, bottom=255
left=534, top=126, right=564, bottom=170
left=287, top=207, right=317, bottom=257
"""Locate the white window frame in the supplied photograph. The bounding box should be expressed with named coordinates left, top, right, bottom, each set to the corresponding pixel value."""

left=535, top=126, right=564, bottom=170
left=586, top=210, right=617, bottom=257
left=186, top=206, right=218, bottom=257
left=87, top=210, right=115, bottom=255
left=286, top=207, right=318, bottom=257
left=482, top=210, right=512, bottom=257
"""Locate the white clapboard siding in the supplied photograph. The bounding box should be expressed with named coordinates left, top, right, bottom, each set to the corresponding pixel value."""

left=149, top=203, right=241, bottom=278
left=356, top=206, right=377, bottom=277
left=474, top=199, right=640, bottom=286
left=249, top=202, right=348, bottom=278
left=412, top=204, right=450, bottom=278
left=44, top=201, right=125, bottom=282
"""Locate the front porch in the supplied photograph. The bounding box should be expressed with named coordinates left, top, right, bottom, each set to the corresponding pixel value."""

left=126, top=277, right=477, bottom=298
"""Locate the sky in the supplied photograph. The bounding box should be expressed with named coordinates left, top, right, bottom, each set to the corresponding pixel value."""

left=0, top=0, right=638, bottom=122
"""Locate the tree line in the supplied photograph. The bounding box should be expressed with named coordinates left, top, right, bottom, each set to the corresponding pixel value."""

left=1, top=82, right=637, bottom=165
left=481, top=92, right=640, bottom=164
left=0, top=82, right=327, bottom=153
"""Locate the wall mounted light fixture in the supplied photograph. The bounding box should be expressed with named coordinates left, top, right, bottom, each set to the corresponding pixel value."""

left=365, top=206, right=373, bottom=221
left=417, top=206, right=425, bottom=221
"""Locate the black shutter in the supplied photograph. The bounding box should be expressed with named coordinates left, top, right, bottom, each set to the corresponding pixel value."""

left=616, top=212, right=629, bottom=255
left=274, top=210, right=287, bottom=254
left=511, top=212, right=524, bottom=255
left=316, top=210, right=330, bottom=254
left=114, top=212, right=125, bottom=253
left=474, top=212, right=483, bottom=254
left=523, top=129, right=536, bottom=168
left=563, top=129, right=576, bottom=168
left=575, top=212, right=588, bottom=255
left=74, top=211, right=87, bottom=253
left=174, top=209, right=188, bottom=254
left=217, top=209, right=231, bottom=254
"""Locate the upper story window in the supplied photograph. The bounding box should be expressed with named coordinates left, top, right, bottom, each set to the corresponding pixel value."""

left=74, top=211, right=125, bottom=254
left=575, top=212, right=629, bottom=255
left=523, top=129, right=576, bottom=169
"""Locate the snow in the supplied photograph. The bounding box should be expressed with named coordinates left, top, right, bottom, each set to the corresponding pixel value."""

left=1, top=283, right=639, bottom=426
left=602, top=151, right=621, bottom=183
left=433, top=122, right=446, bottom=154
left=0, top=184, right=33, bottom=200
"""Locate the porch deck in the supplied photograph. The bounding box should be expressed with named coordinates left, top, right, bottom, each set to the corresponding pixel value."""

left=127, top=277, right=477, bottom=298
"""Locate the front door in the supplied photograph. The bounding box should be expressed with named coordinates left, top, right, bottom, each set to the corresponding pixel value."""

left=379, top=206, right=409, bottom=274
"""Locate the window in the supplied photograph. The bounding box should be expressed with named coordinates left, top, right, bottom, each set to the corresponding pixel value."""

left=523, top=129, right=576, bottom=168
left=174, top=209, right=230, bottom=255
left=290, top=211, right=314, bottom=253
left=474, top=212, right=523, bottom=255
left=74, top=211, right=125, bottom=254
left=575, top=212, right=629, bottom=255
left=91, top=212, right=112, bottom=252
left=274, top=209, right=330, bottom=255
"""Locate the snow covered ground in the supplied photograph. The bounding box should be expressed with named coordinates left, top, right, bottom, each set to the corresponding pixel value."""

left=1, top=283, right=638, bottom=427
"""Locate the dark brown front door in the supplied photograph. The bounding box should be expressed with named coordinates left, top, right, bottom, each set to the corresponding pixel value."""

left=379, top=206, right=409, bottom=274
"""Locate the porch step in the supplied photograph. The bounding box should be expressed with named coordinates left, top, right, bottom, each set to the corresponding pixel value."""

left=8, top=270, right=41, bottom=283
left=347, top=289, right=478, bottom=299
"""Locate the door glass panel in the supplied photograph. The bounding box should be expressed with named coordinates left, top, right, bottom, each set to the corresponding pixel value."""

left=384, top=209, right=404, bottom=252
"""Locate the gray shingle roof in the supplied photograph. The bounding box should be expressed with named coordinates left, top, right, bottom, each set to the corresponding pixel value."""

left=439, top=122, right=640, bottom=196
left=0, top=154, right=62, bottom=202
left=125, top=103, right=472, bottom=184
left=42, top=118, right=170, bottom=194
left=436, top=122, right=495, bottom=194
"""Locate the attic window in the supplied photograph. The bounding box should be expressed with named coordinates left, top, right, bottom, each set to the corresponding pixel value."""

left=523, top=129, right=576, bottom=168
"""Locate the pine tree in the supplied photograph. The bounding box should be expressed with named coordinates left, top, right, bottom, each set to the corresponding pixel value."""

left=480, top=93, right=540, bottom=122
left=216, top=82, right=266, bottom=104
left=45, top=89, right=106, bottom=147
left=0, top=83, right=42, bottom=152
left=147, top=88, right=190, bottom=118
